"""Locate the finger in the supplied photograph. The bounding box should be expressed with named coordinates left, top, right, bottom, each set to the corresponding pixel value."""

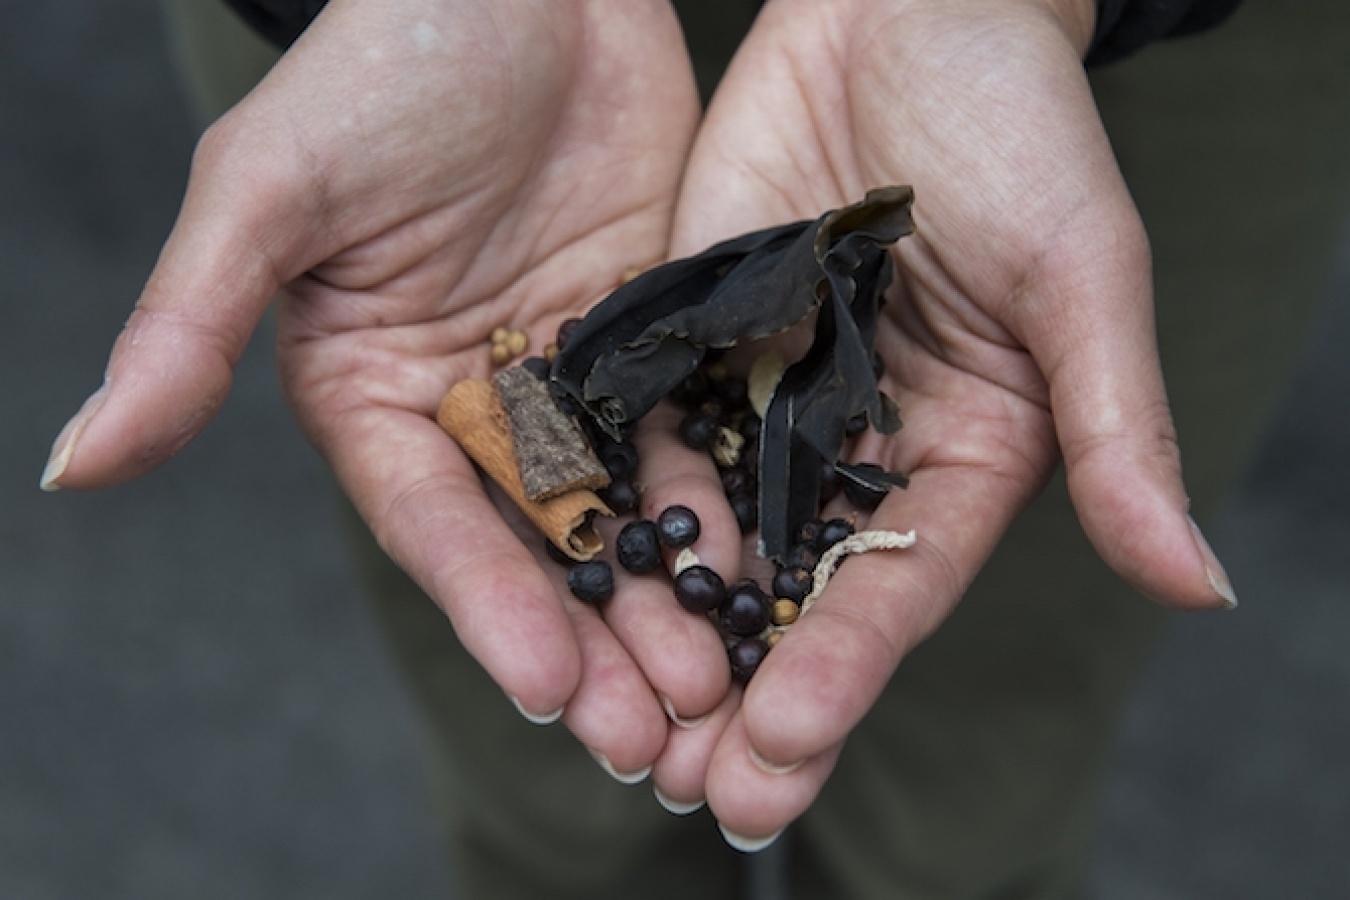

left=704, top=711, right=842, bottom=851
left=650, top=690, right=740, bottom=815
left=599, top=559, right=731, bottom=726
left=738, top=456, right=1033, bottom=770
left=597, top=402, right=740, bottom=722
left=324, top=405, right=585, bottom=720
left=41, top=110, right=320, bottom=491
left=558, top=597, right=670, bottom=782
left=1012, top=222, right=1236, bottom=611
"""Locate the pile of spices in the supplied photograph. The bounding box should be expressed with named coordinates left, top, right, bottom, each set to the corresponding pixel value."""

left=438, top=187, right=921, bottom=682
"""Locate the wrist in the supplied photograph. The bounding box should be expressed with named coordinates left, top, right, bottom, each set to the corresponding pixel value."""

left=1029, top=0, right=1097, bottom=57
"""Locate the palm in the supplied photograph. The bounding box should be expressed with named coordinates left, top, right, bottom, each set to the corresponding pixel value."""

left=655, top=0, right=1208, bottom=840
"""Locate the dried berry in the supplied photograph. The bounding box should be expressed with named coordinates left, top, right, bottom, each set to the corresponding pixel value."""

left=785, top=542, right=820, bottom=572
left=720, top=581, right=771, bottom=637
left=729, top=493, right=758, bottom=534
left=738, top=413, right=762, bottom=446
left=771, top=599, right=800, bottom=626
left=657, top=505, right=700, bottom=549
left=599, top=441, right=640, bottom=480
left=720, top=465, right=754, bottom=498
left=673, top=565, right=725, bottom=614
left=616, top=520, right=662, bottom=575
left=679, top=411, right=719, bottom=450
left=796, top=518, right=824, bottom=548
left=818, top=462, right=842, bottom=504
left=555, top=317, right=583, bottom=352
left=567, top=560, right=614, bottom=604
left=713, top=376, right=749, bottom=410
left=668, top=370, right=709, bottom=408
left=815, top=517, right=855, bottom=553
left=600, top=479, right=639, bottom=516
left=729, top=637, right=770, bottom=684
left=771, top=566, right=812, bottom=604
left=521, top=356, right=550, bottom=380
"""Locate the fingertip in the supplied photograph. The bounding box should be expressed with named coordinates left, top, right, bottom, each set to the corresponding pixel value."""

left=40, top=381, right=110, bottom=491
left=1069, top=462, right=1234, bottom=612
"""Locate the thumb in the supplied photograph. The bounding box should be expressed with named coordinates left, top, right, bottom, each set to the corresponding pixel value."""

left=41, top=114, right=320, bottom=491
left=1020, top=223, right=1237, bottom=612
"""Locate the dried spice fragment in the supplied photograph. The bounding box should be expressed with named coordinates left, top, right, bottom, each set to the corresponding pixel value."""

left=543, top=186, right=916, bottom=569
left=437, top=379, right=610, bottom=561
left=494, top=366, right=610, bottom=502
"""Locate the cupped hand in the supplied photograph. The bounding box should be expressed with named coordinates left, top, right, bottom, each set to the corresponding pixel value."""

left=644, top=0, right=1238, bottom=844
left=41, top=0, right=712, bottom=774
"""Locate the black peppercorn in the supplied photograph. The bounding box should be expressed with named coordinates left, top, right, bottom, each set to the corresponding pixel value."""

left=772, top=566, right=812, bottom=604
left=815, top=517, right=855, bottom=553
left=554, top=317, right=583, bottom=352
left=720, top=581, right=771, bottom=637
left=600, top=479, right=639, bottom=516
left=729, top=637, right=770, bottom=684
left=615, top=520, right=662, bottom=575
left=730, top=493, right=758, bottom=534
left=657, top=505, right=701, bottom=548
left=673, top=565, right=726, bottom=614
left=599, top=441, right=640, bottom=480
left=678, top=411, right=719, bottom=450
left=567, top=560, right=614, bottom=604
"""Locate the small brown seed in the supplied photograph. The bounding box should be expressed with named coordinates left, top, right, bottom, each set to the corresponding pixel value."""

left=544, top=343, right=559, bottom=363
left=490, top=343, right=514, bottom=366
left=766, top=630, right=784, bottom=648
left=505, top=329, right=528, bottom=356
left=620, top=265, right=643, bottom=284
left=490, top=326, right=510, bottom=345
left=771, top=599, right=799, bottom=626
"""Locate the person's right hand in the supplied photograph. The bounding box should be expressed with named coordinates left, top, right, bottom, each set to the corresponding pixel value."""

left=41, top=0, right=715, bottom=776
left=640, top=0, right=1238, bottom=846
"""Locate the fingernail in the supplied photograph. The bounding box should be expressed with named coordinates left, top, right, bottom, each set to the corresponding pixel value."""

left=1187, top=515, right=1238, bottom=609
left=41, top=382, right=110, bottom=492
left=653, top=785, right=705, bottom=816
left=510, top=695, right=563, bottom=725
left=588, top=749, right=652, bottom=785
left=718, top=823, right=784, bottom=853
left=748, top=745, right=803, bottom=776
left=659, top=693, right=709, bottom=730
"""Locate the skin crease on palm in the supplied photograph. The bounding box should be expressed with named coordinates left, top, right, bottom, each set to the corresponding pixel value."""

left=40, top=0, right=1237, bottom=849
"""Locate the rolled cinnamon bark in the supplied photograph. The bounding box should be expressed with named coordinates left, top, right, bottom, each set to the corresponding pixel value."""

left=437, top=378, right=610, bottom=561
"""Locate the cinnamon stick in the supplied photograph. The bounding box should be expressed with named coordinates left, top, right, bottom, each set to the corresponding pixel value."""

left=437, top=379, right=610, bottom=561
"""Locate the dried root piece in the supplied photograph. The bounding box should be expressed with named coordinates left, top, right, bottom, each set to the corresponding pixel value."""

left=494, top=366, right=610, bottom=501
left=800, top=529, right=917, bottom=615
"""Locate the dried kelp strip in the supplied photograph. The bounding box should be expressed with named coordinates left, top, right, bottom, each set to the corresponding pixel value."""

left=551, top=185, right=917, bottom=561
left=552, top=222, right=806, bottom=437
left=757, top=187, right=913, bottom=560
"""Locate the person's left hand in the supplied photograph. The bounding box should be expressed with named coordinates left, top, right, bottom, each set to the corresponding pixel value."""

left=634, top=0, right=1236, bottom=848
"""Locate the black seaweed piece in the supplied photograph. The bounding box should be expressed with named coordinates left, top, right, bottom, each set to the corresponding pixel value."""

left=757, top=187, right=914, bottom=560
left=551, top=222, right=810, bottom=438
left=550, top=185, right=915, bottom=560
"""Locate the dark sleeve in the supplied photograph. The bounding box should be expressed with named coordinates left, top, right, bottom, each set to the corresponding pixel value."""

left=1087, top=0, right=1246, bottom=65
left=222, top=0, right=327, bottom=49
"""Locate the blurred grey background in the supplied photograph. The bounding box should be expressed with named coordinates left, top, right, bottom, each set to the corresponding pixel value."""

left=2, top=2, right=1346, bottom=898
